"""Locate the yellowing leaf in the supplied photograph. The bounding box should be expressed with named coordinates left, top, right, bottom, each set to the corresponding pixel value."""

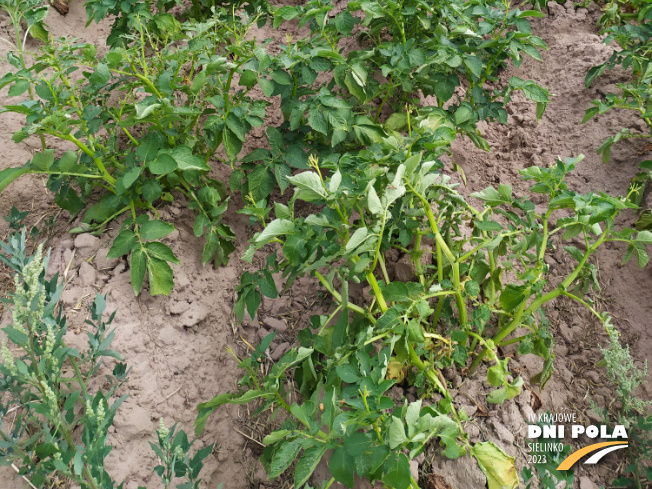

left=386, top=360, right=406, bottom=383
left=471, top=442, right=518, bottom=489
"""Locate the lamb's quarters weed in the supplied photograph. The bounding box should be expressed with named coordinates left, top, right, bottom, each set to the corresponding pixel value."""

left=0, top=230, right=215, bottom=489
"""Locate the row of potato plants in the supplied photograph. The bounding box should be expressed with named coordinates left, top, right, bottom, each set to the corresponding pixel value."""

left=191, top=3, right=648, bottom=489
left=583, top=5, right=652, bottom=229
left=580, top=5, right=652, bottom=489
left=0, top=0, right=648, bottom=488
left=0, top=0, right=550, bottom=296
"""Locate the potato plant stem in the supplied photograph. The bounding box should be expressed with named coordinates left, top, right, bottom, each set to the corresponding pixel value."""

left=408, top=183, right=467, bottom=327
left=431, top=240, right=445, bottom=328
left=407, top=344, right=464, bottom=433
left=57, top=133, right=116, bottom=186
left=366, top=271, right=388, bottom=313
left=413, top=232, right=426, bottom=287
left=470, top=229, right=608, bottom=372
left=374, top=77, right=394, bottom=123
left=314, top=271, right=371, bottom=319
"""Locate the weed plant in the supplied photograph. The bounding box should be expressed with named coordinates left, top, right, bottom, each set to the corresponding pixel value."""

left=0, top=230, right=214, bottom=488
left=591, top=321, right=652, bottom=489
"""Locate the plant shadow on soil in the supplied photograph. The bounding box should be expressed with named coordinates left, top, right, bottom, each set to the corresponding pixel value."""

left=0, top=1, right=651, bottom=488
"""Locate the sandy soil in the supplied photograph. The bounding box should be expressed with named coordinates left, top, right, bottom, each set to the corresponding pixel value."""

left=0, top=1, right=650, bottom=488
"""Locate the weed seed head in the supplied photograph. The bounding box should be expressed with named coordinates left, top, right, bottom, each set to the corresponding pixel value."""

left=1, top=339, right=16, bottom=374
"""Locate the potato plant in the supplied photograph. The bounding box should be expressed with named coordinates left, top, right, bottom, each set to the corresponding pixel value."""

left=0, top=231, right=214, bottom=489
left=198, top=124, right=652, bottom=486
left=583, top=18, right=652, bottom=229
left=84, top=0, right=271, bottom=46
left=0, top=6, right=277, bottom=295
left=595, top=0, right=652, bottom=27
left=232, top=0, right=551, bottom=202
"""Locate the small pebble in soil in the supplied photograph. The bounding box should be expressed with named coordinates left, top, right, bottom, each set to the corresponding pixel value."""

left=78, top=262, right=97, bottom=286
left=271, top=342, right=290, bottom=361
left=168, top=300, right=191, bottom=315
left=558, top=321, right=574, bottom=343
left=461, top=404, right=477, bottom=417
left=579, top=477, right=600, bottom=489
left=410, top=459, right=418, bottom=481
left=62, top=286, right=83, bottom=306
left=263, top=316, right=287, bottom=332
left=177, top=302, right=208, bottom=328
left=490, top=418, right=515, bottom=445
left=585, top=371, right=600, bottom=383
left=74, top=233, right=101, bottom=253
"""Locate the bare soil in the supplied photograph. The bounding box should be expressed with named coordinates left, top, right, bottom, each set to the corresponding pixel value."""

left=0, top=1, right=650, bottom=489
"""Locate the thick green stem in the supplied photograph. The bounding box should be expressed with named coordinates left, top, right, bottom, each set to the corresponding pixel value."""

left=375, top=77, right=394, bottom=122
left=378, top=254, right=391, bottom=285
left=314, top=271, right=371, bottom=319
left=366, top=271, right=388, bottom=313
left=57, top=134, right=116, bottom=186
left=471, top=230, right=608, bottom=372
left=408, top=183, right=467, bottom=327
left=407, top=344, right=463, bottom=433
left=413, top=233, right=426, bottom=287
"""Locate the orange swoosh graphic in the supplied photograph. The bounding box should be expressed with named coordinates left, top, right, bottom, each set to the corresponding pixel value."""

left=557, top=441, right=628, bottom=470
